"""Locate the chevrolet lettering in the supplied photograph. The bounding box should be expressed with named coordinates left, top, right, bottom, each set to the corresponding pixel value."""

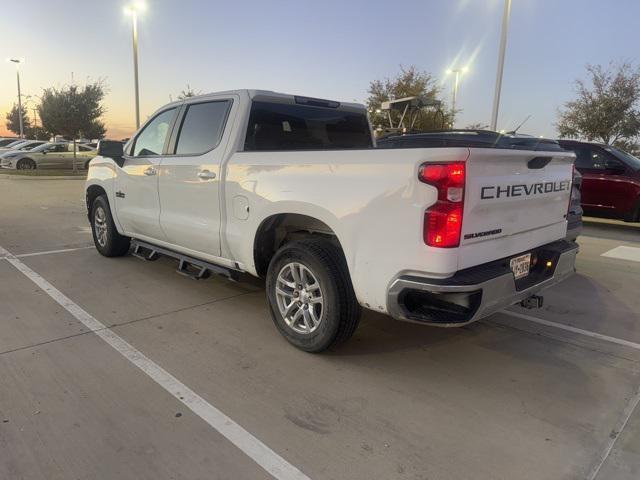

left=481, top=180, right=571, bottom=200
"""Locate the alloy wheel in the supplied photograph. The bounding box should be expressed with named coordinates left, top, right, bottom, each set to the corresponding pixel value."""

left=94, top=206, right=108, bottom=247
left=275, top=262, right=324, bottom=335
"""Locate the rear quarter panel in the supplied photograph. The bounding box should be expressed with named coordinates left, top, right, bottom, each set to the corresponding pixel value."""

left=223, top=147, right=469, bottom=313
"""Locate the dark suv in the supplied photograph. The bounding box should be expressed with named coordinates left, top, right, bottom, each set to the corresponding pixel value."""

left=558, top=140, right=640, bottom=222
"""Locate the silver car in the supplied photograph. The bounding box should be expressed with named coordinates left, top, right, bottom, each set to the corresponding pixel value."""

left=0, top=142, right=97, bottom=170
left=0, top=137, right=20, bottom=148
left=0, top=139, right=36, bottom=152
left=1, top=140, right=47, bottom=153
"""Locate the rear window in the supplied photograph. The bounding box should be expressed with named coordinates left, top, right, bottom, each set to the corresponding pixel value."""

left=244, top=101, right=372, bottom=151
left=175, top=100, right=231, bottom=155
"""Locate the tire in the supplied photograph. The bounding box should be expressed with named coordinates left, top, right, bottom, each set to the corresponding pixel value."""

left=623, top=198, right=640, bottom=223
left=16, top=158, right=36, bottom=170
left=266, top=238, right=361, bottom=352
left=90, top=195, right=130, bottom=257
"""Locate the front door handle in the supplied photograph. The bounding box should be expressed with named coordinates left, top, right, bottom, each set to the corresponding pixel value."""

left=197, top=169, right=216, bottom=180
left=144, top=166, right=157, bottom=176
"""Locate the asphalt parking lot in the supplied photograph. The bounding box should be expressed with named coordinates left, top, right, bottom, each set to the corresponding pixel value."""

left=1, top=175, right=640, bottom=480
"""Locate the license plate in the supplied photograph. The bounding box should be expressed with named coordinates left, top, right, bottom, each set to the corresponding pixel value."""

left=510, top=253, right=531, bottom=280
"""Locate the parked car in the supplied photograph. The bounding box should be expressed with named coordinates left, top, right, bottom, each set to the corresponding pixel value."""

left=378, top=130, right=583, bottom=240
left=566, top=168, right=583, bottom=240
left=558, top=140, right=640, bottom=222
left=0, top=137, right=19, bottom=147
left=3, top=140, right=47, bottom=153
left=0, top=139, right=36, bottom=152
left=0, top=142, right=96, bottom=170
left=0, top=141, right=43, bottom=159
left=85, top=90, right=577, bottom=352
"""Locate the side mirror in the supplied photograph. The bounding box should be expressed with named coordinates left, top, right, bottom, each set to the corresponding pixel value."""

left=97, top=140, right=125, bottom=166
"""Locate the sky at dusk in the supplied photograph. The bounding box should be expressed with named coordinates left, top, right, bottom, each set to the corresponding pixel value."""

left=2, top=0, right=638, bottom=139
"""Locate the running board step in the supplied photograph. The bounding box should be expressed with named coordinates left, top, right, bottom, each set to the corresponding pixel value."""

left=130, top=240, right=240, bottom=281
left=132, top=243, right=160, bottom=261
left=176, top=259, right=210, bottom=280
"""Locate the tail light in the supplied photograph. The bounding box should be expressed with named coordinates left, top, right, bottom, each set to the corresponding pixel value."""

left=419, top=162, right=465, bottom=248
left=567, top=164, right=575, bottom=216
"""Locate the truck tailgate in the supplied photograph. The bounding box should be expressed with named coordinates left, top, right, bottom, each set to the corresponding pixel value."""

left=459, top=148, right=575, bottom=270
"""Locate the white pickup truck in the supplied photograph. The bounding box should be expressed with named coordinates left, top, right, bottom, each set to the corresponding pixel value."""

left=85, top=90, right=578, bottom=352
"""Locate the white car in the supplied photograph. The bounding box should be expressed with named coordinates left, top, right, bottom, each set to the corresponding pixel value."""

left=0, top=140, right=47, bottom=158
left=85, top=90, right=578, bottom=352
left=0, top=137, right=19, bottom=147
left=0, top=139, right=35, bottom=151
left=1, top=142, right=96, bottom=170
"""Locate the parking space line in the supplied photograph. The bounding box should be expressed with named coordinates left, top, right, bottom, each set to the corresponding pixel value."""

left=0, top=245, right=311, bottom=480
left=601, top=245, right=640, bottom=263
left=501, top=309, right=640, bottom=478
left=586, top=384, right=640, bottom=480
left=15, top=246, right=94, bottom=258
left=501, top=310, right=640, bottom=351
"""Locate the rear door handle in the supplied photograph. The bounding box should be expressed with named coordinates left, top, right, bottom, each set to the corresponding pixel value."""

left=197, top=169, right=216, bottom=180
left=144, top=166, right=157, bottom=176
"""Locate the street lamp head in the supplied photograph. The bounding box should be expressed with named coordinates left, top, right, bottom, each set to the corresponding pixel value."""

left=7, top=58, right=24, bottom=64
left=124, top=0, right=146, bottom=15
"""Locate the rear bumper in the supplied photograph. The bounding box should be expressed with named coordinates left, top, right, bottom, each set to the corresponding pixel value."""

left=566, top=219, right=582, bottom=241
left=387, top=240, right=578, bottom=327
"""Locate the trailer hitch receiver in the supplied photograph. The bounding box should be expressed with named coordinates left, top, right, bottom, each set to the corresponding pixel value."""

left=520, top=295, right=544, bottom=310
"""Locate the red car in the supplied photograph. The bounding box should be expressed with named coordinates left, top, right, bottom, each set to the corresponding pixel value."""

left=558, top=140, right=640, bottom=222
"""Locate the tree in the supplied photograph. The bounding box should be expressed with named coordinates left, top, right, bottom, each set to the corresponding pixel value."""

left=178, top=84, right=201, bottom=100
left=366, top=65, right=452, bottom=133
left=612, top=137, right=640, bottom=156
left=79, top=121, right=106, bottom=141
left=39, top=81, right=107, bottom=171
left=26, top=125, right=51, bottom=141
left=5, top=104, right=31, bottom=136
left=557, top=63, right=640, bottom=145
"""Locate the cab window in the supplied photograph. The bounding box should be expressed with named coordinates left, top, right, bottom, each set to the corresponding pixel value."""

left=244, top=101, right=373, bottom=151
left=132, top=108, right=177, bottom=156
left=174, top=100, right=231, bottom=155
left=46, top=144, right=67, bottom=153
left=574, top=147, right=619, bottom=170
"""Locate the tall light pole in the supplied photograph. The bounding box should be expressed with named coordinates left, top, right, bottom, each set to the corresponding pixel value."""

left=490, top=0, right=512, bottom=131
left=124, top=2, right=146, bottom=130
left=7, top=58, right=25, bottom=138
left=446, top=67, right=468, bottom=128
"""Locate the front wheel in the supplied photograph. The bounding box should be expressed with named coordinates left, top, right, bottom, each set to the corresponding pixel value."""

left=266, top=238, right=361, bottom=352
left=17, top=159, right=36, bottom=170
left=90, top=195, right=130, bottom=257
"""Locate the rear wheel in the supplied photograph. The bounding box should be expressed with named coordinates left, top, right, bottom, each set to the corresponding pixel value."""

left=90, top=195, right=130, bottom=257
left=266, top=238, right=361, bottom=352
left=16, top=158, right=36, bottom=170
